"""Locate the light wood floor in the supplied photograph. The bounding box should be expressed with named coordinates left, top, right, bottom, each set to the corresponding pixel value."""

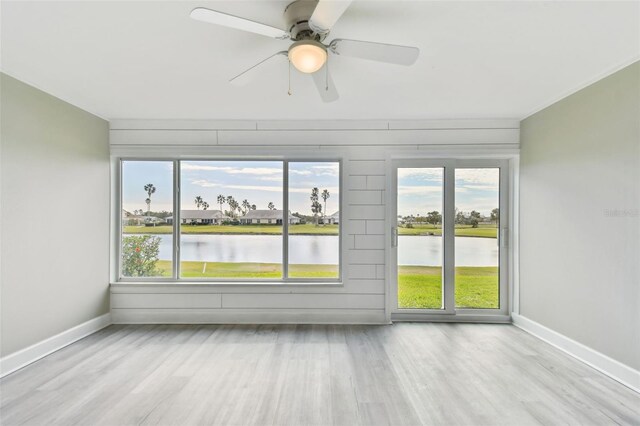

left=1, top=324, right=638, bottom=425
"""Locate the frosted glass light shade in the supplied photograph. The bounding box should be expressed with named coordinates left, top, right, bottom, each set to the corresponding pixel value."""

left=288, top=40, right=327, bottom=73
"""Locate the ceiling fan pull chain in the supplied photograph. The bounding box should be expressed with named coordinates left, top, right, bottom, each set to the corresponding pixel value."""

left=325, top=58, right=329, bottom=91
left=288, top=60, right=292, bottom=96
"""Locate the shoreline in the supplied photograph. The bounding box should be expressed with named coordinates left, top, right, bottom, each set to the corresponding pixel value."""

left=123, top=231, right=496, bottom=238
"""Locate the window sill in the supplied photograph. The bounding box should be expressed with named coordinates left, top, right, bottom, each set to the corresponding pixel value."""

left=110, top=281, right=344, bottom=287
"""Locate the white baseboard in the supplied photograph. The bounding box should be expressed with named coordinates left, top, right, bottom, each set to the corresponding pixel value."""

left=111, top=308, right=387, bottom=325
left=0, top=313, right=112, bottom=378
left=392, top=313, right=511, bottom=323
left=512, top=313, right=640, bottom=393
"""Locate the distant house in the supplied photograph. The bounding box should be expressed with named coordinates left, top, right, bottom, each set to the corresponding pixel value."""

left=323, top=211, right=340, bottom=225
left=143, top=216, right=165, bottom=226
left=239, top=209, right=301, bottom=225
left=122, top=209, right=144, bottom=226
left=167, top=209, right=225, bottom=225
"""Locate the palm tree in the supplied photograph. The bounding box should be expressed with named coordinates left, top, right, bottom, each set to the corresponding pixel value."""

left=310, top=187, right=322, bottom=226
left=228, top=199, right=239, bottom=218
left=202, top=202, right=209, bottom=211
left=144, top=183, right=156, bottom=216
left=242, top=199, right=251, bottom=215
left=217, top=194, right=225, bottom=212
left=194, top=195, right=203, bottom=210
left=225, top=196, right=235, bottom=218
left=321, top=189, right=330, bottom=220
left=268, top=202, right=275, bottom=210
left=251, top=204, right=256, bottom=210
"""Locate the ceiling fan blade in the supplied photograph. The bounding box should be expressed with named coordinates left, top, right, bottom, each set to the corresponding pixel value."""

left=190, top=8, right=290, bottom=40
left=230, top=51, right=288, bottom=86
left=309, top=1, right=352, bottom=35
left=329, top=39, right=419, bottom=66
left=311, top=64, right=339, bottom=103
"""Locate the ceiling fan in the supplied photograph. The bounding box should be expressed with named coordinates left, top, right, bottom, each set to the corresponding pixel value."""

left=190, top=0, right=419, bottom=102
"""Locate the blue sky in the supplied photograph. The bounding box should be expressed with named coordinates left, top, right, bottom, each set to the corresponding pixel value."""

left=122, top=161, right=173, bottom=213
left=122, top=161, right=495, bottom=217
left=398, top=168, right=499, bottom=217
left=122, top=160, right=340, bottom=215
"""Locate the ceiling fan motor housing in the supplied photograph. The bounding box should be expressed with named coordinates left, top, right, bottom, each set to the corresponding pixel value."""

left=284, top=0, right=326, bottom=41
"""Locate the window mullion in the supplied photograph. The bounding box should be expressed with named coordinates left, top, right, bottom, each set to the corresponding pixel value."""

left=283, top=161, right=289, bottom=280
left=173, top=160, right=181, bottom=280
left=443, top=162, right=456, bottom=312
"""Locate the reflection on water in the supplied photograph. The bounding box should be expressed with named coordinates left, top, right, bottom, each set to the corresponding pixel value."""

left=399, top=235, right=498, bottom=267
left=154, top=234, right=339, bottom=265
left=132, top=234, right=497, bottom=266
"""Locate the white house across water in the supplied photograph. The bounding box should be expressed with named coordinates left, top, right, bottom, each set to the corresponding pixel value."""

left=239, top=209, right=301, bottom=225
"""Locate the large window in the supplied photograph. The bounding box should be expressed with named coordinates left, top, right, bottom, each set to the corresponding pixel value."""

left=179, top=161, right=283, bottom=279
left=288, top=162, right=340, bottom=279
left=121, top=161, right=174, bottom=278
left=119, top=160, right=341, bottom=282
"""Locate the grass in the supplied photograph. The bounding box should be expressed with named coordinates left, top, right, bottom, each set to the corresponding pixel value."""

left=155, top=261, right=338, bottom=279
left=149, top=261, right=497, bottom=309
left=124, top=223, right=339, bottom=235
left=398, top=266, right=499, bottom=309
left=398, top=224, right=498, bottom=238
left=124, top=223, right=497, bottom=238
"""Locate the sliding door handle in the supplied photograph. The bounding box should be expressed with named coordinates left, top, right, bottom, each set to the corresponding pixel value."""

left=501, top=228, right=508, bottom=248
left=391, top=227, right=398, bottom=248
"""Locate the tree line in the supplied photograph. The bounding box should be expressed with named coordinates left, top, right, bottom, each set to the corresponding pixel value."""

left=401, top=208, right=499, bottom=228
left=135, top=183, right=334, bottom=224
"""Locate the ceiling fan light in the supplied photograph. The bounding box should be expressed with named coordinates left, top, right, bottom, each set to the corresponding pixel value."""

left=288, top=40, right=327, bottom=73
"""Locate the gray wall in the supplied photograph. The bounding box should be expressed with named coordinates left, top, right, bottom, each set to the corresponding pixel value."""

left=519, top=62, right=640, bottom=369
left=1, top=73, right=110, bottom=357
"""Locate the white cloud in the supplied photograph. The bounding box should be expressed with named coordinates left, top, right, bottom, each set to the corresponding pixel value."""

left=460, top=184, right=498, bottom=191
left=228, top=167, right=282, bottom=175
left=191, top=178, right=339, bottom=195
left=398, top=185, right=443, bottom=195
left=182, top=163, right=282, bottom=176
left=290, top=186, right=339, bottom=194
left=309, top=163, right=340, bottom=177
left=191, top=179, right=282, bottom=192
left=190, top=179, right=222, bottom=188
left=455, top=168, right=499, bottom=186
left=181, top=164, right=233, bottom=172
left=398, top=168, right=443, bottom=181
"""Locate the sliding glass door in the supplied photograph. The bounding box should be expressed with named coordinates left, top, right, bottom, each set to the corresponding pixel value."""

left=391, top=159, right=509, bottom=317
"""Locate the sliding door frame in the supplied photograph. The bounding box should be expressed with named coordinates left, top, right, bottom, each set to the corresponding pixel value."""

left=389, top=158, right=511, bottom=322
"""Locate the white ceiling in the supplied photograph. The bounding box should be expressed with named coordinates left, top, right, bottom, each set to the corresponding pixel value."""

left=2, top=1, right=639, bottom=120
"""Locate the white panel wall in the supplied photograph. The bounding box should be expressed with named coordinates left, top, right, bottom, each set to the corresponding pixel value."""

left=109, top=119, right=519, bottom=324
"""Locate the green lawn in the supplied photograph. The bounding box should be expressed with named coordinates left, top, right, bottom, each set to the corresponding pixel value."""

left=155, top=261, right=338, bottom=279
left=398, top=224, right=497, bottom=238
left=124, top=223, right=339, bottom=235
left=398, top=266, right=499, bottom=309
left=148, top=261, right=497, bottom=309
left=124, top=223, right=496, bottom=238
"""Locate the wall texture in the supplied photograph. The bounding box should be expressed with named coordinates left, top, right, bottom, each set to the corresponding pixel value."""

left=0, top=74, right=110, bottom=356
left=519, top=62, right=640, bottom=369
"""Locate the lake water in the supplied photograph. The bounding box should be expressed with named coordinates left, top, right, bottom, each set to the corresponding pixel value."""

left=137, top=234, right=498, bottom=266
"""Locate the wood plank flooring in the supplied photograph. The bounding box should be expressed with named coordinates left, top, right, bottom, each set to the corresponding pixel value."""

left=1, top=324, right=638, bottom=425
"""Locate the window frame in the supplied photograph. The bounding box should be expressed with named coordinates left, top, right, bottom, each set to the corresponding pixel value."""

left=389, top=158, right=510, bottom=319
left=117, top=158, right=343, bottom=284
